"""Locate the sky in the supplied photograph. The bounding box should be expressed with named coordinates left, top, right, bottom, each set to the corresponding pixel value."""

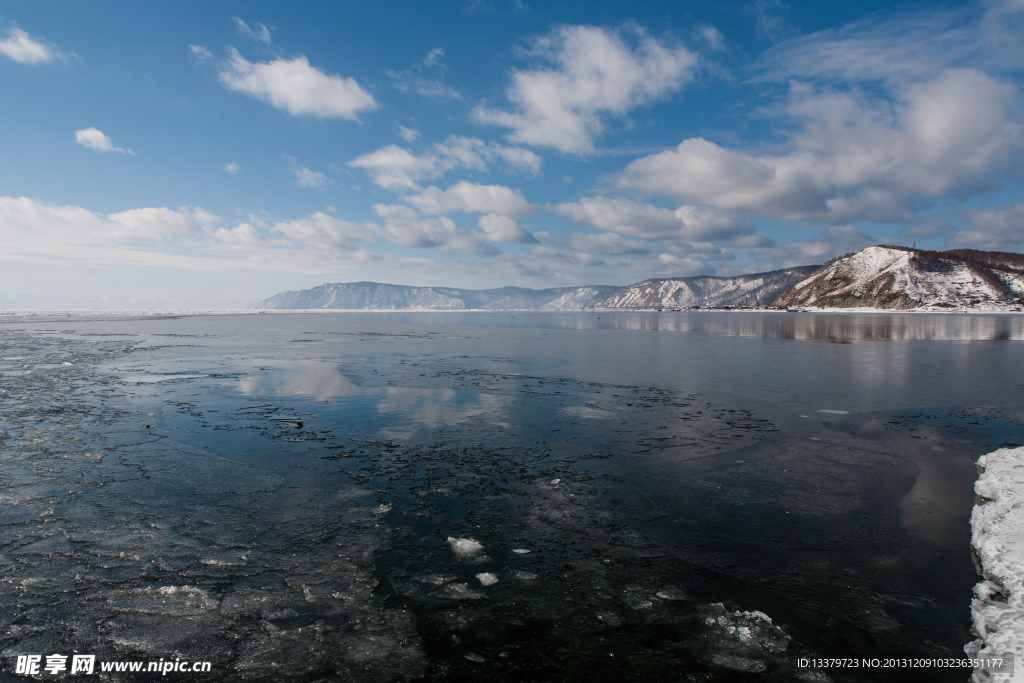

left=1, top=0, right=1023, bottom=308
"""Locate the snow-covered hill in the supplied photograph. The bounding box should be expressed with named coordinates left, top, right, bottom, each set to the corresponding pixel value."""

left=584, top=267, right=818, bottom=310
left=774, top=246, right=1024, bottom=311
left=253, top=282, right=620, bottom=310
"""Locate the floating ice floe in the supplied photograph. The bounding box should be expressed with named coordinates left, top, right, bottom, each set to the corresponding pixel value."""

left=967, top=446, right=1024, bottom=683
left=476, top=572, right=498, bottom=586
left=512, top=548, right=530, bottom=554
left=435, top=582, right=487, bottom=600
left=509, top=570, right=538, bottom=581
left=447, top=536, right=484, bottom=556
left=815, top=409, right=849, bottom=415
left=121, top=374, right=208, bottom=383
left=655, top=585, right=686, bottom=601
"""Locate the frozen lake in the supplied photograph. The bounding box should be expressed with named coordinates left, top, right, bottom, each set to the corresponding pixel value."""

left=2, top=311, right=1023, bottom=681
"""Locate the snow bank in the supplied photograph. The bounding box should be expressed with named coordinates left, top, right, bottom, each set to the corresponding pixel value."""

left=968, top=446, right=1024, bottom=682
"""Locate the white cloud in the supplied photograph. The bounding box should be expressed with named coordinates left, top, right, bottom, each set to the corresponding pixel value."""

left=699, top=26, right=726, bottom=51
left=218, top=47, right=376, bottom=119
left=74, top=128, right=132, bottom=155
left=619, top=69, right=1022, bottom=223
left=0, top=197, right=204, bottom=248
left=370, top=204, right=510, bottom=252
left=222, top=162, right=240, bottom=174
left=232, top=17, right=272, bottom=45
left=755, top=3, right=1024, bottom=84
left=552, top=196, right=745, bottom=241
left=387, top=48, right=462, bottom=100
left=395, top=124, right=420, bottom=142
left=269, top=212, right=373, bottom=251
left=477, top=213, right=537, bottom=243
left=287, top=159, right=327, bottom=189
left=214, top=223, right=267, bottom=245
left=568, top=232, right=650, bottom=254
left=189, top=44, right=214, bottom=61
left=405, top=181, right=536, bottom=218
left=0, top=27, right=57, bottom=64
left=473, top=24, right=698, bottom=154
left=950, top=202, right=1024, bottom=251
left=746, top=226, right=878, bottom=269
left=349, top=136, right=541, bottom=190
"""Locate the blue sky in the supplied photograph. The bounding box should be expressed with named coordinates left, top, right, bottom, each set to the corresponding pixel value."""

left=1, top=0, right=1022, bottom=307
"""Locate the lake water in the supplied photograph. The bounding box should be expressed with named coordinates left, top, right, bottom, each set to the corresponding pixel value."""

left=2, top=311, right=1023, bottom=682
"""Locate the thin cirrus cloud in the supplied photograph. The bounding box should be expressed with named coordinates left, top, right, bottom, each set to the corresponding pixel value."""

left=0, top=27, right=58, bottom=64
left=222, top=162, right=240, bottom=174
left=473, top=24, right=698, bottom=154
left=285, top=157, right=327, bottom=189
left=74, top=128, right=133, bottom=155
left=213, top=46, right=377, bottom=120
left=232, top=17, right=271, bottom=45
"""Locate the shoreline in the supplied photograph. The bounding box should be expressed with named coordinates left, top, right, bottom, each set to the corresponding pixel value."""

left=969, top=447, right=1024, bottom=682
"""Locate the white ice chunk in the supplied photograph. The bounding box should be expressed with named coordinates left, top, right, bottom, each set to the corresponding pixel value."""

left=512, top=548, right=530, bottom=554
left=967, top=446, right=1024, bottom=679
left=476, top=572, right=498, bottom=586
left=447, top=537, right=483, bottom=556
left=816, top=409, right=849, bottom=415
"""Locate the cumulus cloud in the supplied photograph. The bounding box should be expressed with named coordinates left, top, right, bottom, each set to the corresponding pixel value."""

left=74, top=128, right=132, bottom=155
left=0, top=197, right=206, bottom=248
left=0, top=27, right=58, bottom=64
left=270, top=212, right=372, bottom=251
left=477, top=213, right=537, bottom=243
left=552, top=196, right=746, bottom=241
left=218, top=47, right=376, bottom=119
left=222, top=162, right=240, bottom=174
left=406, top=181, right=536, bottom=218
left=619, top=69, right=1022, bottom=223
left=232, top=17, right=271, bottom=45
left=349, top=136, right=541, bottom=190
left=473, top=24, right=698, bottom=154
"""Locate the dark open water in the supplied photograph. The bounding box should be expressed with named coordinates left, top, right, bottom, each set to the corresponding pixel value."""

left=2, top=311, right=1023, bottom=682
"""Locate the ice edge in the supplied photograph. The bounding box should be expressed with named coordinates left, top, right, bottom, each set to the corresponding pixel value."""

left=968, top=446, right=1024, bottom=683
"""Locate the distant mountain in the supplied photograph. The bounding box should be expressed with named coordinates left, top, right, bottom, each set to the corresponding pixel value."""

left=774, top=246, right=1024, bottom=310
left=253, top=282, right=621, bottom=311
left=584, top=267, right=819, bottom=310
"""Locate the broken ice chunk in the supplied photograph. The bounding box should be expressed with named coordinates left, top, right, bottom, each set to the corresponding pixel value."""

left=509, top=570, right=538, bottom=581
left=464, top=653, right=485, bottom=663
left=655, top=585, right=687, bottom=601
left=476, top=572, right=498, bottom=586
left=511, top=548, right=530, bottom=554
left=447, top=537, right=483, bottom=556
left=435, top=583, right=487, bottom=600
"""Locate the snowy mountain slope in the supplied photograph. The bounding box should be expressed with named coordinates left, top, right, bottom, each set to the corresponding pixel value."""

left=254, top=282, right=620, bottom=310
left=584, top=267, right=819, bottom=309
left=774, top=246, right=1024, bottom=311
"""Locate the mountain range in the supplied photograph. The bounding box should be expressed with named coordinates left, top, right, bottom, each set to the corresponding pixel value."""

left=254, top=247, right=1024, bottom=312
